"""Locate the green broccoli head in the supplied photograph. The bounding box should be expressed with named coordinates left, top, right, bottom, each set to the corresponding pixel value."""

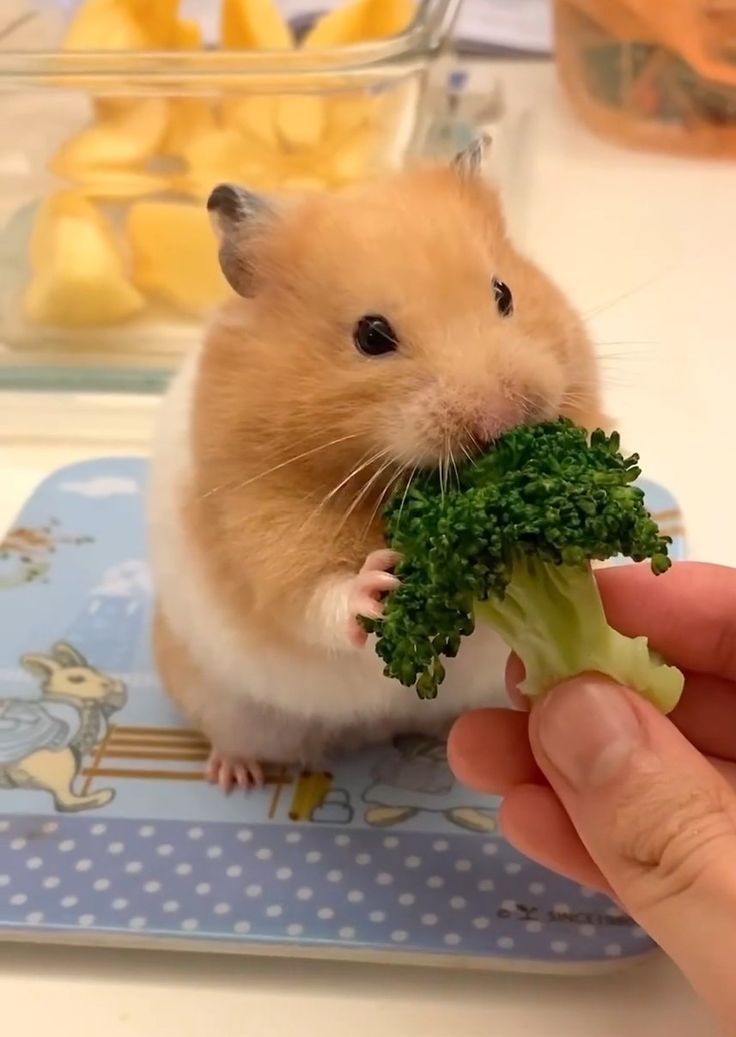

left=366, top=419, right=683, bottom=709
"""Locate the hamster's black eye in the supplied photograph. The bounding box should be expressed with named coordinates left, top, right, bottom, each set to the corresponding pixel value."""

left=492, top=278, right=513, bottom=317
left=353, top=315, right=398, bottom=357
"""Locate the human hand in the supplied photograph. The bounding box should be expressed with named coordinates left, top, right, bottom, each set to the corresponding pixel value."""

left=448, top=562, right=736, bottom=1032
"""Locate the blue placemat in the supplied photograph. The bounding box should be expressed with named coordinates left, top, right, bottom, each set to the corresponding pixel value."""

left=0, top=458, right=685, bottom=969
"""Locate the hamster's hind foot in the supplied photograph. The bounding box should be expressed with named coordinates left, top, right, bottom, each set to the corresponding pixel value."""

left=206, top=751, right=264, bottom=794
left=347, top=549, right=401, bottom=648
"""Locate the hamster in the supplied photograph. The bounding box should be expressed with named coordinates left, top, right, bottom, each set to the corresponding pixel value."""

left=148, top=136, right=605, bottom=791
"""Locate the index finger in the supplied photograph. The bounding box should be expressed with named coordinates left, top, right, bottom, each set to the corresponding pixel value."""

left=596, top=561, right=736, bottom=682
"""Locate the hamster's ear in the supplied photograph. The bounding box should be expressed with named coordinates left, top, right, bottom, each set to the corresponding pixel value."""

left=452, top=133, right=492, bottom=179
left=207, top=183, right=275, bottom=298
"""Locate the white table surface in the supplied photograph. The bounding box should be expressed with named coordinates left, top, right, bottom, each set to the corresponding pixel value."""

left=1, top=59, right=734, bottom=1036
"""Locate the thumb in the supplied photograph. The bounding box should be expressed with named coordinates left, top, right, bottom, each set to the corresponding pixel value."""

left=531, top=677, right=736, bottom=1025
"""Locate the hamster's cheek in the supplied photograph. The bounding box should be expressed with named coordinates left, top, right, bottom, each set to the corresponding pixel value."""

left=376, top=396, right=448, bottom=469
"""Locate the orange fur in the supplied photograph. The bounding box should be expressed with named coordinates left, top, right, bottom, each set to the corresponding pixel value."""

left=184, top=162, right=605, bottom=645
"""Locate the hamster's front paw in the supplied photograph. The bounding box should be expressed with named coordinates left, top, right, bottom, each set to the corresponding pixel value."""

left=206, top=751, right=264, bottom=794
left=347, top=549, right=400, bottom=648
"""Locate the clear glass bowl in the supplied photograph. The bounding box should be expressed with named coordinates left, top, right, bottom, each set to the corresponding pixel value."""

left=554, top=1, right=736, bottom=157
left=0, top=0, right=460, bottom=392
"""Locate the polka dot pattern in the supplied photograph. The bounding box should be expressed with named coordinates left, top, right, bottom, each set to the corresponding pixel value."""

left=0, top=815, right=650, bottom=965
left=0, top=458, right=678, bottom=968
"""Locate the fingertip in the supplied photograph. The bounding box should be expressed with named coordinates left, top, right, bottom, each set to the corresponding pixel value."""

left=448, top=708, right=543, bottom=795
left=596, top=561, right=736, bottom=682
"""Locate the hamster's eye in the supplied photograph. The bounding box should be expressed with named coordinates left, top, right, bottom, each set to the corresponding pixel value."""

left=492, top=278, right=513, bottom=318
left=353, top=315, right=398, bottom=357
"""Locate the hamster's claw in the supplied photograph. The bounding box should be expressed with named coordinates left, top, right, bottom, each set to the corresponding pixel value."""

left=348, top=549, right=401, bottom=648
left=206, top=752, right=264, bottom=794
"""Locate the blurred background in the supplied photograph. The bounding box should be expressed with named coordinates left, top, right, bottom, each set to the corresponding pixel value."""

left=0, top=0, right=733, bottom=395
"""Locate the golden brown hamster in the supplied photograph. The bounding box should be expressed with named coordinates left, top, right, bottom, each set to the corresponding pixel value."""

left=148, top=137, right=605, bottom=790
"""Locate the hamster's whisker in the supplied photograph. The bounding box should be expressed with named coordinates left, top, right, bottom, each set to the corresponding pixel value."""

left=594, top=340, right=656, bottom=351
left=305, top=447, right=388, bottom=527
left=559, top=389, right=591, bottom=408
left=458, top=427, right=480, bottom=466
left=337, top=456, right=396, bottom=537
left=581, top=263, right=676, bottom=322
left=320, top=448, right=385, bottom=505
left=449, top=448, right=461, bottom=489
left=361, top=465, right=403, bottom=542
left=201, top=432, right=362, bottom=499
left=506, top=387, right=536, bottom=418
left=394, top=464, right=418, bottom=532
left=440, top=434, right=453, bottom=502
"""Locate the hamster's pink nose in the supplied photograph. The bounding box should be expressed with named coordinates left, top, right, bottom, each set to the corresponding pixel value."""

left=475, top=401, right=523, bottom=443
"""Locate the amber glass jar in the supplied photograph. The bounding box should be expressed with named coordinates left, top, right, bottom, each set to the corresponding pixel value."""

left=554, top=0, right=736, bottom=156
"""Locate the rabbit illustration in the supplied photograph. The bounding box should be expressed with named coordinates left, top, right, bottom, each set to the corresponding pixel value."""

left=0, top=642, right=127, bottom=812
left=362, top=735, right=497, bottom=834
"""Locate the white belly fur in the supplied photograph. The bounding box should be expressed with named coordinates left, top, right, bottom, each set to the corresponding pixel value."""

left=148, top=352, right=509, bottom=741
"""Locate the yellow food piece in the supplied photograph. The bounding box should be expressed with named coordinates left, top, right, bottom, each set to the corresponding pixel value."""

left=130, top=0, right=180, bottom=45
left=71, top=170, right=172, bottom=200
left=127, top=201, right=231, bottom=315
left=173, top=18, right=202, bottom=48
left=221, top=0, right=293, bottom=49
left=317, top=128, right=378, bottom=185
left=302, top=0, right=415, bottom=47
left=363, top=0, right=415, bottom=38
left=301, top=1, right=364, bottom=47
left=221, top=95, right=280, bottom=148
left=51, top=97, right=169, bottom=174
left=289, top=0, right=414, bottom=149
left=24, top=210, right=144, bottom=327
left=63, top=0, right=149, bottom=50
left=179, top=127, right=276, bottom=190
left=63, top=0, right=180, bottom=49
left=162, top=98, right=218, bottom=156
left=28, top=191, right=116, bottom=271
left=326, top=94, right=375, bottom=135
left=277, top=95, right=326, bottom=150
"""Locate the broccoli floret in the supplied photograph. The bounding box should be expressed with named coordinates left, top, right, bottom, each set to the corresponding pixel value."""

left=366, top=419, right=684, bottom=711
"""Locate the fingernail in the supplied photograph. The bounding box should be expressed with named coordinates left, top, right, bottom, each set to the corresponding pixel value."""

left=536, top=680, right=643, bottom=791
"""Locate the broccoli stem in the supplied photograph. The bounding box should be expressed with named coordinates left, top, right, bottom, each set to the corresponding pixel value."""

left=475, top=553, right=684, bottom=713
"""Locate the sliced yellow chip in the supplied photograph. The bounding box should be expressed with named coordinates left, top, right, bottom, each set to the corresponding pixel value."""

left=302, top=0, right=415, bottom=48
left=64, top=0, right=182, bottom=49
left=301, top=0, right=366, bottom=47
left=173, top=18, right=203, bottom=49
left=69, top=170, right=172, bottom=200
left=51, top=97, right=169, bottom=174
left=63, top=0, right=151, bottom=50
left=363, top=0, right=415, bottom=38
left=221, top=0, right=294, bottom=49
left=28, top=191, right=116, bottom=271
left=277, top=94, right=326, bottom=150
left=24, top=213, right=144, bottom=327
left=316, top=125, right=378, bottom=185
left=325, top=95, right=375, bottom=135
left=127, top=201, right=232, bottom=315
left=162, top=98, right=218, bottom=157
left=179, top=125, right=280, bottom=188
left=221, top=95, right=280, bottom=148
left=130, top=0, right=180, bottom=46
